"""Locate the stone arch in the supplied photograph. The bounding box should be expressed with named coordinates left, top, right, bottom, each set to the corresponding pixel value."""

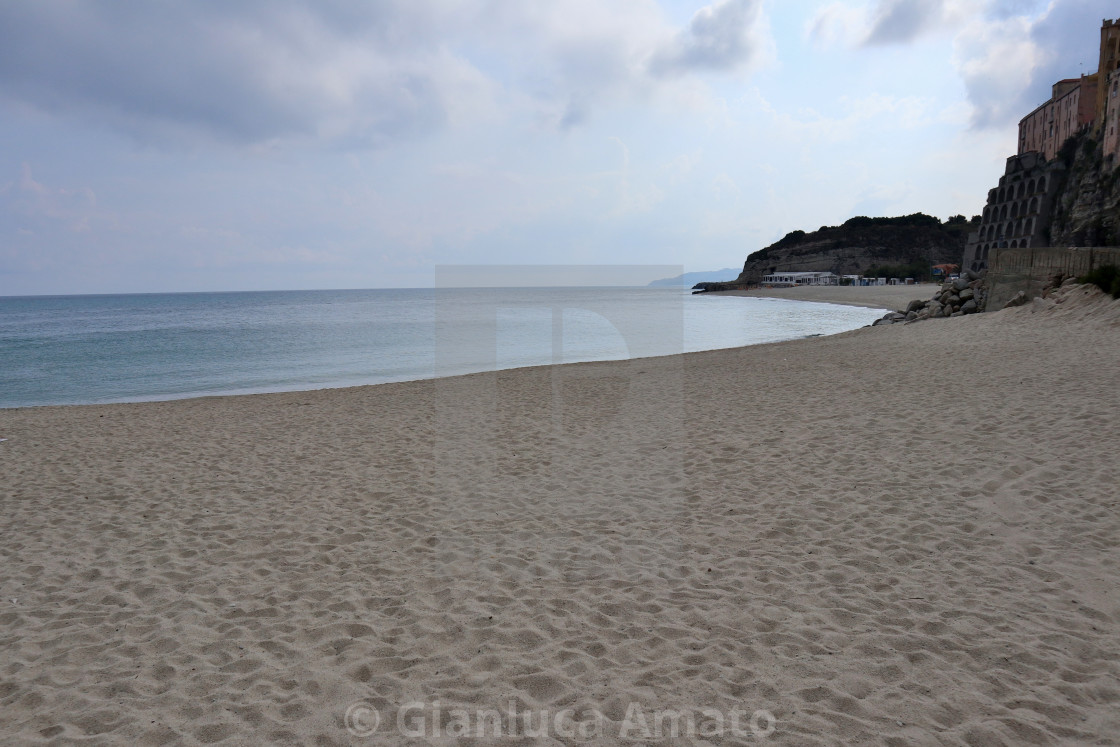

left=1028, top=179, right=1036, bottom=193
left=1029, top=196, right=1038, bottom=213
left=1017, top=182, right=1026, bottom=199
left=1000, top=205, right=1008, bottom=221
left=1037, top=176, right=1046, bottom=192
left=1011, top=202, right=1019, bottom=219
left=982, top=245, right=990, bottom=260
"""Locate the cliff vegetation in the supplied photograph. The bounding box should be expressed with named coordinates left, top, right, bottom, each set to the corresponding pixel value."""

left=706, top=213, right=975, bottom=290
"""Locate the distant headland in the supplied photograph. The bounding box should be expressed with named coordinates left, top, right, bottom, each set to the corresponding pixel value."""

left=703, top=17, right=1120, bottom=307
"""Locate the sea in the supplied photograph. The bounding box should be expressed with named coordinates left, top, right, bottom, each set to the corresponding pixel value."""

left=0, top=288, right=886, bottom=409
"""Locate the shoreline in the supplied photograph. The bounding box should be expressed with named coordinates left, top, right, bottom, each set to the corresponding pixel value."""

left=3, top=285, right=1119, bottom=744
left=710, top=283, right=933, bottom=309
left=1, top=294, right=885, bottom=411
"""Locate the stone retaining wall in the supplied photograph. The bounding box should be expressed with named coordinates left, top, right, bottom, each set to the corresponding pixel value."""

left=987, top=246, right=1120, bottom=308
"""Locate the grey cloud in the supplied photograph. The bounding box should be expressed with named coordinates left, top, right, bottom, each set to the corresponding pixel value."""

left=0, top=2, right=460, bottom=147
left=961, top=0, right=1113, bottom=129
left=650, top=0, right=764, bottom=76
left=0, top=1, right=772, bottom=145
left=1027, top=0, right=1112, bottom=83
left=985, top=0, right=1048, bottom=21
left=863, top=0, right=944, bottom=45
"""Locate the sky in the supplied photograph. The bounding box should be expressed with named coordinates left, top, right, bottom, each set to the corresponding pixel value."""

left=0, top=0, right=1113, bottom=294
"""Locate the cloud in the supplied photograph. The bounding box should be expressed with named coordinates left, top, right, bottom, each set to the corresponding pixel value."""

left=809, top=0, right=968, bottom=47
left=1, top=164, right=98, bottom=233
left=650, top=0, right=768, bottom=75
left=807, top=3, right=871, bottom=47
left=954, top=0, right=1115, bottom=128
left=0, top=2, right=493, bottom=148
left=953, top=15, right=1042, bottom=128
left=864, top=0, right=945, bottom=45
left=807, top=0, right=1115, bottom=128
left=0, top=1, right=772, bottom=148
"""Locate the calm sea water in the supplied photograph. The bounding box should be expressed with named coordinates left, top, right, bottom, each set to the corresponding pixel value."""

left=0, top=288, right=885, bottom=409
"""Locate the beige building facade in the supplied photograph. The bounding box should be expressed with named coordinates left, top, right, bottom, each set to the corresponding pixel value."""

left=1018, top=76, right=1098, bottom=160
left=1104, top=68, right=1120, bottom=163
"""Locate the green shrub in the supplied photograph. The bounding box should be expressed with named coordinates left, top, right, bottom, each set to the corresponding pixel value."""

left=1079, top=264, right=1120, bottom=299
left=841, top=213, right=941, bottom=229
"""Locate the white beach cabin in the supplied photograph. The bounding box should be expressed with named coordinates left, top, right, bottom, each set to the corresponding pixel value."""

left=761, top=272, right=840, bottom=287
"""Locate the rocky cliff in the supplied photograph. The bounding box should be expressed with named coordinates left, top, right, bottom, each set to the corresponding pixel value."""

left=704, top=214, right=974, bottom=290
left=1048, top=133, right=1120, bottom=246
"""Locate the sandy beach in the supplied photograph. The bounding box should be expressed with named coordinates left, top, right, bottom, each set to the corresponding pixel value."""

left=2, top=283, right=1120, bottom=745
left=712, top=283, right=940, bottom=310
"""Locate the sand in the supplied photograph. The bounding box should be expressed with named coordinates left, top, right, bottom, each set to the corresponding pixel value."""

left=712, top=283, right=938, bottom=310
left=2, top=283, right=1120, bottom=745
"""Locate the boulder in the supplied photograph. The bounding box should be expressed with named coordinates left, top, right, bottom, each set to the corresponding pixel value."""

left=873, top=311, right=907, bottom=326
left=953, top=277, right=971, bottom=291
left=906, top=299, right=926, bottom=313
left=961, top=299, right=978, bottom=314
left=1002, top=291, right=1030, bottom=308
left=959, top=288, right=975, bottom=302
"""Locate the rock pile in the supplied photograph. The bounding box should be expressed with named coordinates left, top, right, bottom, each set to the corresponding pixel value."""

left=872, top=270, right=988, bottom=326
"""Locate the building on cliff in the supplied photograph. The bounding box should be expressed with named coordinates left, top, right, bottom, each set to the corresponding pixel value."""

left=1018, top=75, right=1098, bottom=160
left=1103, top=68, right=1120, bottom=160
left=967, top=18, right=1120, bottom=272
left=1097, top=20, right=1120, bottom=121
left=1101, top=19, right=1120, bottom=164
left=1017, top=19, right=1120, bottom=161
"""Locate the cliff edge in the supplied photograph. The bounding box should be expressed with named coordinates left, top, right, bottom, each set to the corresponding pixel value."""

left=701, top=214, right=974, bottom=291
left=1048, top=133, right=1120, bottom=247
